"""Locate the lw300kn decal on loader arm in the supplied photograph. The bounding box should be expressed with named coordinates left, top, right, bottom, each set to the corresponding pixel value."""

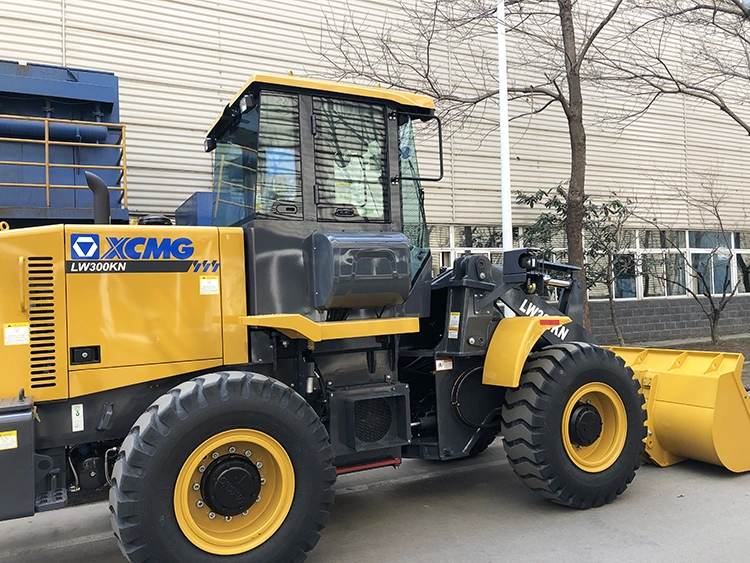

left=0, top=74, right=749, bottom=563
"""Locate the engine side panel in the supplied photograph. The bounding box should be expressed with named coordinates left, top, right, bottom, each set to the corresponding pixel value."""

left=0, top=225, right=68, bottom=402
left=65, top=225, right=223, bottom=374
left=0, top=224, right=248, bottom=402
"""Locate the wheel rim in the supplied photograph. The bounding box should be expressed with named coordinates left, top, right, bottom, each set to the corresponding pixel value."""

left=562, top=382, right=627, bottom=473
left=174, top=429, right=295, bottom=555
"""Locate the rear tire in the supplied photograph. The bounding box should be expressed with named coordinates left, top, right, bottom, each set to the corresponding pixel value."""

left=468, top=429, right=499, bottom=458
left=501, top=343, right=646, bottom=509
left=110, top=371, right=336, bottom=563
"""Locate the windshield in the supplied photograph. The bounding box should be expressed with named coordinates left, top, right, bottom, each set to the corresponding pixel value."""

left=399, top=117, right=430, bottom=279
left=211, top=92, right=302, bottom=226
left=211, top=106, right=259, bottom=226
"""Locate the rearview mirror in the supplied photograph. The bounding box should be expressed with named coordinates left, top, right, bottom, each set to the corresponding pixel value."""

left=393, top=112, right=444, bottom=183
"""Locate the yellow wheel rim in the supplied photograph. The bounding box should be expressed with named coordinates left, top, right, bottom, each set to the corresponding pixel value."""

left=174, top=429, right=295, bottom=555
left=562, top=382, right=627, bottom=473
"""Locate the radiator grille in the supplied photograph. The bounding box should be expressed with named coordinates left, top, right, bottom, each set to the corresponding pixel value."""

left=354, top=398, right=392, bottom=443
left=27, top=256, right=57, bottom=389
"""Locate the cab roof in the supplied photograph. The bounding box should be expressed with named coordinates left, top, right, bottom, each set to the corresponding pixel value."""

left=206, top=73, right=435, bottom=140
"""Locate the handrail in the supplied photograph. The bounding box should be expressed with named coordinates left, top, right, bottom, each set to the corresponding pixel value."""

left=0, top=113, right=128, bottom=209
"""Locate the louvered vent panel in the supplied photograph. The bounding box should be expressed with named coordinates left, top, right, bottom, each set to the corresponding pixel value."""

left=27, top=257, right=57, bottom=389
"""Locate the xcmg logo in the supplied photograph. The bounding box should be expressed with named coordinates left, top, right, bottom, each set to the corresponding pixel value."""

left=70, top=234, right=195, bottom=260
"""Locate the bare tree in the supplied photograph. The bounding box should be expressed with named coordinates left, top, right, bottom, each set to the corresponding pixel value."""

left=634, top=175, right=740, bottom=344
left=565, top=1, right=750, bottom=344
left=313, top=0, right=629, bottom=327
left=592, top=1, right=750, bottom=134
left=313, top=1, right=498, bottom=130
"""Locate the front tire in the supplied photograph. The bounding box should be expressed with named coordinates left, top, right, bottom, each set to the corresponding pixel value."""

left=501, top=343, right=646, bottom=509
left=110, top=371, right=336, bottom=563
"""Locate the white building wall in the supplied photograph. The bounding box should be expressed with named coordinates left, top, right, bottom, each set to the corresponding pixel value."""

left=0, top=0, right=748, bottom=232
left=3, top=1, right=63, bottom=66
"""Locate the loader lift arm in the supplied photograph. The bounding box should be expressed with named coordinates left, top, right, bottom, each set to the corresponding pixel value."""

left=435, top=248, right=595, bottom=348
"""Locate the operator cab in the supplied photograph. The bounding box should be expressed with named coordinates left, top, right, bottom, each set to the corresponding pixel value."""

left=204, top=74, right=441, bottom=320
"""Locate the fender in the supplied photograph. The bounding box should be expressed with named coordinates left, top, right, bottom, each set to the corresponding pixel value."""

left=483, top=316, right=571, bottom=388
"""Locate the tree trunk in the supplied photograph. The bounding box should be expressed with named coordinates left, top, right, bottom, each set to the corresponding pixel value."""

left=709, top=311, right=721, bottom=345
left=606, top=259, right=625, bottom=346
left=558, top=0, right=589, bottom=328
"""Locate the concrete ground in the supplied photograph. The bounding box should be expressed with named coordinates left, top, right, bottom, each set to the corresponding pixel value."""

left=2, top=444, right=749, bottom=563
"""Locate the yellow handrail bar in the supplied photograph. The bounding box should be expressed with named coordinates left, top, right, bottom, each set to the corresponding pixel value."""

left=0, top=138, right=126, bottom=149
left=0, top=113, right=124, bottom=127
left=0, top=113, right=128, bottom=207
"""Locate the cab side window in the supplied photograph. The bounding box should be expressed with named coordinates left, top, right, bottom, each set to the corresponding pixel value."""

left=313, top=97, right=388, bottom=222
left=256, top=92, right=303, bottom=219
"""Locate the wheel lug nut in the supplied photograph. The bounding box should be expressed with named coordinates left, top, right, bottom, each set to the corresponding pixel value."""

left=211, top=452, right=219, bottom=459
left=225, top=516, right=232, bottom=522
left=197, top=500, right=204, bottom=508
left=256, top=461, right=263, bottom=469
left=260, top=478, right=266, bottom=486
left=242, top=510, right=249, bottom=516
left=256, top=495, right=261, bottom=503
left=193, top=483, right=200, bottom=491
left=208, top=512, right=216, bottom=519
left=228, top=447, right=236, bottom=454
left=244, top=450, right=252, bottom=457
left=198, top=465, right=206, bottom=473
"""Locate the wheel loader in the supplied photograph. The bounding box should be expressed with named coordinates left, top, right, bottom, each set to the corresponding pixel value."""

left=1, top=73, right=749, bottom=563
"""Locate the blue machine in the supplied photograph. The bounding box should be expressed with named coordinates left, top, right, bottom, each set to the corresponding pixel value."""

left=0, top=61, right=129, bottom=225
left=175, top=192, right=213, bottom=226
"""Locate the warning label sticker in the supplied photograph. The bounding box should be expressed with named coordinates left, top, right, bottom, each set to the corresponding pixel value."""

left=71, top=404, right=84, bottom=432
left=4, top=323, right=30, bottom=346
left=448, top=312, right=460, bottom=340
left=200, top=276, right=220, bottom=295
left=435, top=358, right=454, bottom=372
left=0, top=430, right=18, bottom=451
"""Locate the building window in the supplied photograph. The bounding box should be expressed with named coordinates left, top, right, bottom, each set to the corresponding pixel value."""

left=425, top=226, right=750, bottom=301
left=456, top=226, right=504, bottom=248
left=665, top=254, right=686, bottom=296
left=614, top=254, right=637, bottom=299
left=428, top=225, right=451, bottom=249
left=642, top=254, right=666, bottom=298
left=592, top=229, right=742, bottom=300
left=691, top=249, right=732, bottom=294
left=738, top=253, right=750, bottom=293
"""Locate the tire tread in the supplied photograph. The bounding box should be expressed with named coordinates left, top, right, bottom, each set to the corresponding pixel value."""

left=110, top=371, right=335, bottom=563
left=501, top=343, right=647, bottom=509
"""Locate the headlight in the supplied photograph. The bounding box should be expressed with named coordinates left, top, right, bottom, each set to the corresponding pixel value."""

left=239, top=95, right=250, bottom=114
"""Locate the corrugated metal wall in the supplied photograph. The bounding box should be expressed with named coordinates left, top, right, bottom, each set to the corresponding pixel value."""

left=1, top=0, right=748, bottom=231
left=3, top=1, right=63, bottom=65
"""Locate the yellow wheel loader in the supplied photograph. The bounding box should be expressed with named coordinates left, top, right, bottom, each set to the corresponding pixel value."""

left=1, top=74, right=749, bottom=563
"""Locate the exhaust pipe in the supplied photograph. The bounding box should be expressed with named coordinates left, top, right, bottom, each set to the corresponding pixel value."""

left=84, top=171, right=111, bottom=225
